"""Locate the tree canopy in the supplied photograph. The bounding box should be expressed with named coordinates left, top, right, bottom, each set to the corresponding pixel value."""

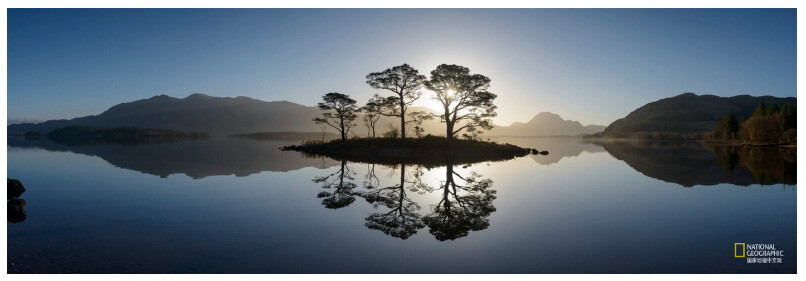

left=424, top=64, right=497, bottom=140
left=313, top=92, right=359, bottom=141
left=366, top=64, right=426, bottom=138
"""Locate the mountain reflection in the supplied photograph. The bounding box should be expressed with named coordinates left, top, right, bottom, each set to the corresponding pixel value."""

left=8, top=136, right=607, bottom=179
left=311, top=160, right=496, bottom=241
left=593, top=141, right=796, bottom=187
left=8, top=137, right=339, bottom=179
left=490, top=137, right=605, bottom=165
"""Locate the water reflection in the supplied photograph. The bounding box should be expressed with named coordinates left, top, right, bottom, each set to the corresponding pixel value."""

left=7, top=199, right=26, bottom=223
left=422, top=165, right=495, bottom=241
left=310, top=160, right=496, bottom=241
left=7, top=179, right=27, bottom=223
left=8, top=137, right=338, bottom=178
left=7, top=136, right=794, bottom=188
left=490, top=137, right=605, bottom=165
left=593, top=141, right=796, bottom=187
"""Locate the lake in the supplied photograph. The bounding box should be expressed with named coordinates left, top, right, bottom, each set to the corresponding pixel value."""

left=6, top=136, right=796, bottom=273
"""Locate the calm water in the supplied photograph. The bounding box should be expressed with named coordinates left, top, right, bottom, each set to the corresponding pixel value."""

left=7, top=136, right=796, bottom=273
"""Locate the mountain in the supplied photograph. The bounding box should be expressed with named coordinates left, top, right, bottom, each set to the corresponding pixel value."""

left=488, top=112, right=605, bottom=137
left=7, top=93, right=447, bottom=136
left=7, top=118, right=43, bottom=125
left=8, top=94, right=326, bottom=136
left=597, top=93, right=797, bottom=138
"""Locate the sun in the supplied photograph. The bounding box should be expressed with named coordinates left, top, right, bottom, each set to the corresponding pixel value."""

left=415, top=89, right=454, bottom=113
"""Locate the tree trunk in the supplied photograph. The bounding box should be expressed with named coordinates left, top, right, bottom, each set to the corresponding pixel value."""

left=340, top=123, right=346, bottom=141
left=399, top=164, right=405, bottom=189
left=444, top=107, right=453, bottom=140
left=443, top=165, right=453, bottom=211
left=400, top=99, right=407, bottom=139
left=446, top=120, right=455, bottom=140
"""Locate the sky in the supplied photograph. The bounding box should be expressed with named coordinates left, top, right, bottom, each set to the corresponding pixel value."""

left=7, top=8, right=797, bottom=126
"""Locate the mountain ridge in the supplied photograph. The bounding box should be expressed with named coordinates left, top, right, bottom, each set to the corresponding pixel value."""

left=490, top=111, right=605, bottom=137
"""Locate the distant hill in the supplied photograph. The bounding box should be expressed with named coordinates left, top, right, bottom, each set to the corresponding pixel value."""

left=596, top=93, right=796, bottom=138
left=7, top=118, right=43, bottom=125
left=9, top=94, right=325, bottom=136
left=488, top=112, right=605, bottom=137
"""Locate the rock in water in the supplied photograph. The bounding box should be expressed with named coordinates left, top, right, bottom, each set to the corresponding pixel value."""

left=8, top=198, right=26, bottom=223
left=8, top=178, right=25, bottom=199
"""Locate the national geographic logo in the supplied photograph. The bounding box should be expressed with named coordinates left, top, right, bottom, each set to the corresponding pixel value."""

left=734, top=243, right=745, bottom=258
left=734, top=243, right=784, bottom=264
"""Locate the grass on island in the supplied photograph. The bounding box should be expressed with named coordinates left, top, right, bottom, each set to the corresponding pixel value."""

left=281, top=135, right=547, bottom=167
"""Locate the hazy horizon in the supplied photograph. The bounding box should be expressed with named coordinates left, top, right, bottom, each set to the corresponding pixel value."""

left=8, top=8, right=797, bottom=126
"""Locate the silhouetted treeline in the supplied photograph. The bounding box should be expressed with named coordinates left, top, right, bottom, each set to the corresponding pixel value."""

left=708, top=101, right=796, bottom=144
left=313, top=63, right=498, bottom=141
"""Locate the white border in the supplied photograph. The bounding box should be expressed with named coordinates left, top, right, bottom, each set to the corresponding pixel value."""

left=2, top=1, right=803, bottom=281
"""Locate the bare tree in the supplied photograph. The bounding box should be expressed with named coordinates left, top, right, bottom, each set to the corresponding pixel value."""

left=361, top=97, right=383, bottom=138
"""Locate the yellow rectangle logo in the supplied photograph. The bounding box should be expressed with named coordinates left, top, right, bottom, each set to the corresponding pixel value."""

left=735, top=243, right=746, bottom=258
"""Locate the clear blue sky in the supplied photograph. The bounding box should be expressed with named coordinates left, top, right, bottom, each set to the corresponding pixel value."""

left=8, top=8, right=796, bottom=126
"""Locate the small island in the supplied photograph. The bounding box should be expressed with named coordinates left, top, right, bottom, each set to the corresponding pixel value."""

left=282, top=136, right=546, bottom=167
left=280, top=64, right=547, bottom=166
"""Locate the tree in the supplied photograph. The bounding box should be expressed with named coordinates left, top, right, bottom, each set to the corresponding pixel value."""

left=313, top=93, right=359, bottom=141
left=366, top=64, right=426, bottom=139
left=752, top=100, right=768, bottom=117
left=715, top=112, right=739, bottom=139
left=319, top=125, right=328, bottom=142
left=424, top=64, right=497, bottom=140
left=406, top=111, right=433, bottom=138
left=361, top=97, right=384, bottom=138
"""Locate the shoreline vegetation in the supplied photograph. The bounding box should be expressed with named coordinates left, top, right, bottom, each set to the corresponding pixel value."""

left=281, top=136, right=547, bottom=167
left=40, top=125, right=209, bottom=145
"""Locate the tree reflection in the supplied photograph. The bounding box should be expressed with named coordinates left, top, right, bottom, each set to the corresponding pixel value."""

left=7, top=179, right=27, bottom=223
left=313, top=160, right=358, bottom=209
left=423, top=165, right=496, bottom=241
left=360, top=164, right=426, bottom=239
left=310, top=161, right=497, bottom=241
